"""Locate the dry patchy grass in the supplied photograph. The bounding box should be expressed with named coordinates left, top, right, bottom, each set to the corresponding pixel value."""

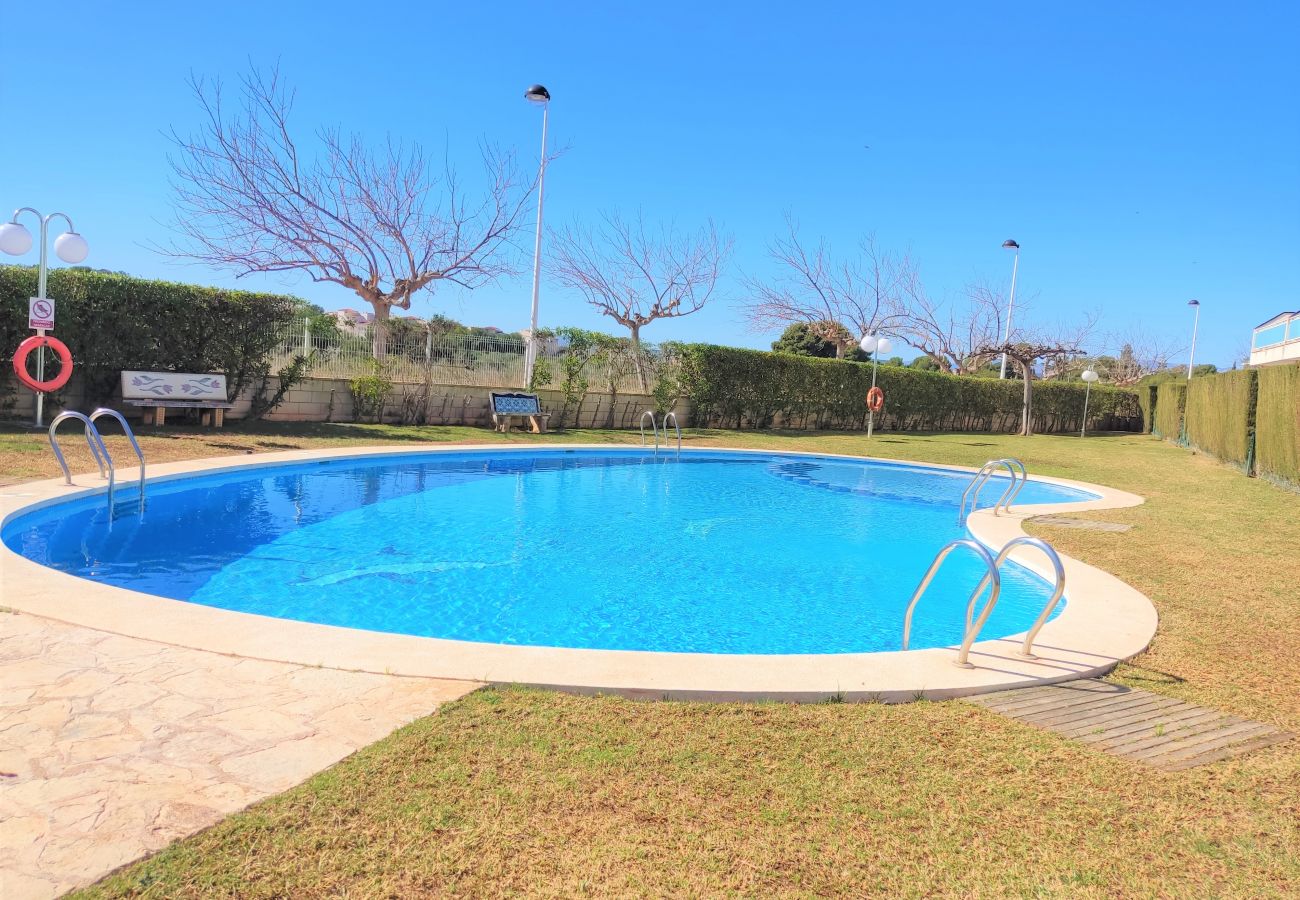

left=80, top=688, right=1298, bottom=898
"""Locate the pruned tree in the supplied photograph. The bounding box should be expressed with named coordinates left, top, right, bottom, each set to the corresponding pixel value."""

left=549, top=212, right=731, bottom=390
left=166, top=66, right=534, bottom=358
left=897, top=278, right=1016, bottom=375
left=742, top=219, right=909, bottom=358
left=974, top=316, right=1095, bottom=435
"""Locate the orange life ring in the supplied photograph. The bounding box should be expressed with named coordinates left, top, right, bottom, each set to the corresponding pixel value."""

left=13, top=335, right=74, bottom=393
left=866, top=386, right=885, bottom=413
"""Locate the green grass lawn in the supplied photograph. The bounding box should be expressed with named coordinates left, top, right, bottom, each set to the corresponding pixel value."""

left=4, top=422, right=1296, bottom=897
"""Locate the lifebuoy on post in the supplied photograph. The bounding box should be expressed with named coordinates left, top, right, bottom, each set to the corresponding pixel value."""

left=866, top=386, right=885, bottom=413
left=13, top=335, right=74, bottom=393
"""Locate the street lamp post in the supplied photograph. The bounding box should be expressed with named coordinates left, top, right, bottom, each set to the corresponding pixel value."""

left=1080, top=368, right=1099, bottom=438
left=860, top=333, right=892, bottom=438
left=522, top=84, right=551, bottom=389
left=1185, top=299, right=1201, bottom=379
left=998, top=239, right=1020, bottom=379
left=0, top=208, right=90, bottom=426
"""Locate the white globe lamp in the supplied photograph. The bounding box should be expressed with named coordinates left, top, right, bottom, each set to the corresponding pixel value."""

left=54, top=231, right=90, bottom=264
left=0, top=221, right=33, bottom=256
left=859, top=334, right=879, bottom=354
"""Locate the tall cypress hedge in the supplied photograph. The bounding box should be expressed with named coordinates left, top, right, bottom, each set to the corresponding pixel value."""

left=677, top=344, right=1141, bottom=433
left=1153, top=381, right=1187, bottom=441
left=1183, top=369, right=1257, bottom=469
left=2, top=265, right=303, bottom=409
left=1255, top=363, right=1300, bottom=488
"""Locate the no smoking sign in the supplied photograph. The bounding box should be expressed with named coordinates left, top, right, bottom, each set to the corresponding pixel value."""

left=28, top=297, right=55, bottom=331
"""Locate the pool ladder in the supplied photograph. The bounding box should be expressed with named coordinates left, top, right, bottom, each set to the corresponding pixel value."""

left=901, top=536, right=1066, bottom=666
left=957, top=457, right=1027, bottom=524
left=639, top=410, right=681, bottom=457
left=48, top=407, right=147, bottom=513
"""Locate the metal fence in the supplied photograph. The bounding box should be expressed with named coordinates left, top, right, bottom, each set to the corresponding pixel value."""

left=267, top=320, right=665, bottom=395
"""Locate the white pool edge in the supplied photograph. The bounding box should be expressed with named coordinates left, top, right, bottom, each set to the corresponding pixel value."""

left=0, top=443, right=1156, bottom=702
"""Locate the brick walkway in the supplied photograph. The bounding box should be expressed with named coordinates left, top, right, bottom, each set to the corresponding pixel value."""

left=0, top=611, right=478, bottom=899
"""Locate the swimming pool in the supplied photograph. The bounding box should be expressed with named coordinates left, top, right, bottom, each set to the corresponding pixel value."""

left=2, top=448, right=1099, bottom=656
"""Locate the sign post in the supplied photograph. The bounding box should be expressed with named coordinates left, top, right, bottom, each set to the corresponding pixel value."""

left=27, top=297, right=56, bottom=426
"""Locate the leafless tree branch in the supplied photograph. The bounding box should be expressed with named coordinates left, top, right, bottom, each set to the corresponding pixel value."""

left=741, top=218, right=910, bottom=358
left=163, top=65, right=535, bottom=356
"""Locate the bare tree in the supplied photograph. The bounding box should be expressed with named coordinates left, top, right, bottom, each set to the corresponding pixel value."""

left=897, top=278, right=1015, bottom=374
left=974, top=317, right=1095, bottom=435
left=1103, top=328, right=1184, bottom=385
left=742, top=219, right=909, bottom=358
left=549, top=212, right=731, bottom=390
left=166, top=66, right=534, bottom=357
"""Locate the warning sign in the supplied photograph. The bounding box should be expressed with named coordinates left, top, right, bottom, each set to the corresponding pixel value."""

left=29, top=297, right=55, bottom=331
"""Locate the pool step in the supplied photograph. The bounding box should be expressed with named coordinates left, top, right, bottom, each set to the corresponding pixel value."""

left=966, top=678, right=1293, bottom=770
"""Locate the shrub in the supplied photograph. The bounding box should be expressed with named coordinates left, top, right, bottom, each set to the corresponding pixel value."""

left=349, top=363, right=393, bottom=423
left=1183, top=370, right=1257, bottom=469
left=1255, top=363, right=1300, bottom=488
left=1, top=265, right=308, bottom=414
left=1153, top=381, right=1187, bottom=441
left=677, top=344, right=1140, bottom=433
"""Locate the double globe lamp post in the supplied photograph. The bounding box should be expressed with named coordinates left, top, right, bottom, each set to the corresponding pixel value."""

left=859, top=333, right=893, bottom=438
left=0, top=208, right=90, bottom=426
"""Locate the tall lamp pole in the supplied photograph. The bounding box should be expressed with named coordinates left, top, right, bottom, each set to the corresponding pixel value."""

left=1185, top=299, right=1201, bottom=379
left=0, top=208, right=90, bottom=426
left=860, top=333, right=892, bottom=438
left=1079, top=367, right=1099, bottom=438
left=522, top=84, right=551, bottom=389
left=998, top=239, right=1020, bottom=379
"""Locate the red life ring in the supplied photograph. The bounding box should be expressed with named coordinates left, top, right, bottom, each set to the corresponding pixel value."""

left=13, top=335, right=74, bottom=393
left=866, top=386, right=885, bottom=413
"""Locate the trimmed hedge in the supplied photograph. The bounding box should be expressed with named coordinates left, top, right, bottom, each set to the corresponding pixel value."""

left=1183, top=370, right=1257, bottom=469
left=1153, top=381, right=1187, bottom=441
left=2, top=266, right=303, bottom=410
left=1136, top=383, right=1158, bottom=434
left=678, top=344, right=1141, bottom=433
left=1255, top=363, right=1300, bottom=488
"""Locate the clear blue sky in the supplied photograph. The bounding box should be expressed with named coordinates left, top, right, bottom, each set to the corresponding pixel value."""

left=3, top=1, right=1297, bottom=367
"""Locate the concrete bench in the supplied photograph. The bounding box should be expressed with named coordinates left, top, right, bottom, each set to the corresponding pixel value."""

left=490, top=391, right=551, bottom=434
left=121, top=371, right=233, bottom=427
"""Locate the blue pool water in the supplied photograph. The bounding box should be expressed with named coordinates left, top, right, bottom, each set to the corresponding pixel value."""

left=2, top=449, right=1097, bottom=655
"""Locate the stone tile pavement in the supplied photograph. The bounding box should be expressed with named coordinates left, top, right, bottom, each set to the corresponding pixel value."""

left=0, top=611, right=479, bottom=899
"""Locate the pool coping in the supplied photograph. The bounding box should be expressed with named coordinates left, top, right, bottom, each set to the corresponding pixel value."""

left=0, top=444, right=1156, bottom=702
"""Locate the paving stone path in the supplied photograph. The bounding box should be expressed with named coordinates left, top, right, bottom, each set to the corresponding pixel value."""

left=0, top=611, right=479, bottom=900
left=966, top=678, right=1292, bottom=769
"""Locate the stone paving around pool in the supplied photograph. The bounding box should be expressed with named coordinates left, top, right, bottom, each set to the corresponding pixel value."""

left=0, top=611, right=480, bottom=899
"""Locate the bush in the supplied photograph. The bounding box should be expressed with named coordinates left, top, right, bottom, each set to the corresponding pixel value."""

left=1255, top=363, right=1300, bottom=488
left=349, top=363, right=393, bottom=423
left=677, top=344, right=1141, bottom=433
left=1, top=265, right=309, bottom=414
left=1153, top=381, right=1187, bottom=441
left=1183, top=370, right=1257, bottom=469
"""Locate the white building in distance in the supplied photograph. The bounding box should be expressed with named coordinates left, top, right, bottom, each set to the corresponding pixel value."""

left=1250, top=311, right=1300, bottom=367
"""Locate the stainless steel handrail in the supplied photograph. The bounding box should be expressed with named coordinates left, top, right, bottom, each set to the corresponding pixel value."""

left=91, top=407, right=146, bottom=506
left=640, top=410, right=660, bottom=454
left=48, top=411, right=115, bottom=509
left=663, top=411, right=682, bottom=455
left=1000, top=458, right=1027, bottom=512
left=958, top=458, right=1024, bottom=524
left=958, top=536, right=1066, bottom=666
left=901, top=539, right=1001, bottom=658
